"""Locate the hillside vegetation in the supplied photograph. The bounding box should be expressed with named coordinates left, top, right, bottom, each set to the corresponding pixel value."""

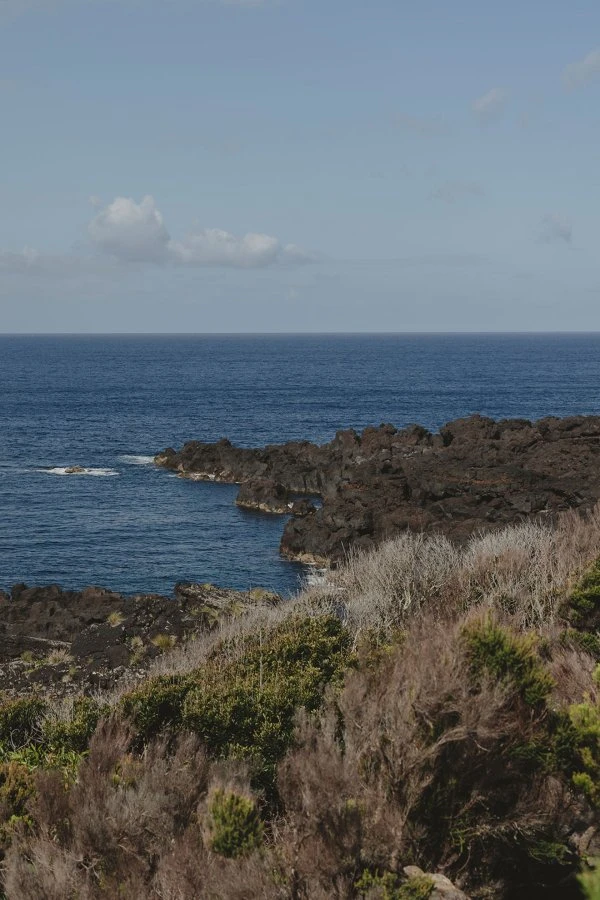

left=2, top=508, right=600, bottom=898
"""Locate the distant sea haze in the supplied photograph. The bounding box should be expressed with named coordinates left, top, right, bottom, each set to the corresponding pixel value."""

left=1, top=333, right=600, bottom=596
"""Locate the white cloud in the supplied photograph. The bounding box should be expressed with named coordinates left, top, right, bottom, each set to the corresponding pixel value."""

left=472, top=87, right=507, bottom=122
left=539, top=213, right=572, bottom=244
left=88, top=195, right=171, bottom=263
left=430, top=180, right=484, bottom=204
left=563, top=48, right=600, bottom=89
left=170, top=229, right=280, bottom=268
left=0, top=196, right=311, bottom=278
left=87, top=195, right=310, bottom=268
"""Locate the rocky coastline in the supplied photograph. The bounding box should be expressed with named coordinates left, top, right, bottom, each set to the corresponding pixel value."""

left=6, top=413, right=600, bottom=700
left=156, top=413, right=600, bottom=565
left=0, top=582, right=280, bottom=698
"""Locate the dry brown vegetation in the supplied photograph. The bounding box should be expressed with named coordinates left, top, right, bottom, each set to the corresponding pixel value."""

left=3, top=508, right=600, bottom=899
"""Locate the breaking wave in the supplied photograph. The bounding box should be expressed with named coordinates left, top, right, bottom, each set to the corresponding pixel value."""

left=38, top=466, right=119, bottom=477
left=118, top=455, right=156, bottom=465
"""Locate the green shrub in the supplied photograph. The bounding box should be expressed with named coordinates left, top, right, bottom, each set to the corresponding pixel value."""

left=565, top=559, right=600, bottom=629
left=580, top=862, right=600, bottom=900
left=42, top=698, right=105, bottom=754
left=0, top=697, right=46, bottom=749
left=207, top=789, right=263, bottom=858
left=568, top=699, right=600, bottom=805
left=355, top=870, right=434, bottom=899
left=560, top=629, right=600, bottom=660
left=182, top=615, right=351, bottom=786
left=119, top=675, right=191, bottom=740
left=117, top=616, right=350, bottom=792
left=0, top=761, right=36, bottom=849
left=464, top=620, right=554, bottom=706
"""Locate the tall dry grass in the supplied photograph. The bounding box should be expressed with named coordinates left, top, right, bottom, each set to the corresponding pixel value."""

left=333, top=505, right=600, bottom=632
left=98, top=505, right=600, bottom=708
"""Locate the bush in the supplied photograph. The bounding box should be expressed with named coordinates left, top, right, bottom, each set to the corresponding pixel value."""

left=580, top=863, right=600, bottom=900
left=356, top=871, right=434, bottom=899
left=119, top=615, right=350, bottom=791
left=42, top=698, right=105, bottom=754
left=207, top=788, right=263, bottom=858
left=464, top=619, right=554, bottom=706
left=568, top=698, right=600, bottom=805
left=151, top=633, right=177, bottom=652
left=120, top=675, right=191, bottom=740
left=0, top=697, right=46, bottom=749
left=182, top=615, right=351, bottom=788
left=0, top=761, right=36, bottom=850
left=565, top=557, right=600, bottom=630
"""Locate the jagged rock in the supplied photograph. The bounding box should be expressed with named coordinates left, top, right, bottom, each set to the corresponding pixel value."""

left=0, top=582, right=282, bottom=698
left=236, top=478, right=290, bottom=513
left=156, top=414, right=600, bottom=563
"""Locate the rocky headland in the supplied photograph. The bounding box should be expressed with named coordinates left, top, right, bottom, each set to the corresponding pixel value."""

left=156, top=413, right=600, bottom=564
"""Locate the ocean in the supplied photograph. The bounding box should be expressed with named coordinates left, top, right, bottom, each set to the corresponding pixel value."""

left=1, top=333, right=600, bottom=596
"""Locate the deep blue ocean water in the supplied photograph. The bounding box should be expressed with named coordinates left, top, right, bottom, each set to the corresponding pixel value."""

left=2, top=333, right=600, bottom=596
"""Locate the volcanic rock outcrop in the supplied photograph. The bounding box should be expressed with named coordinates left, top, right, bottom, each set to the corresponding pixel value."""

left=156, top=414, right=600, bottom=564
left=0, top=582, right=280, bottom=698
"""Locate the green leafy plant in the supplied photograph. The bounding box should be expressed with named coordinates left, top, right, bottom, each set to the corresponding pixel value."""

left=355, top=870, right=434, bottom=899
left=580, top=862, right=600, bottom=900
left=42, top=698, right=105, bottom=754
left=207, top=789, right=263, bottom=858
left=0, top=697, right=46, bottom=749
left=0, top=761, right=36, bottom=850
left=564, top=558, right=600, bottom=629
left=464, top=620, right=554, bottom=706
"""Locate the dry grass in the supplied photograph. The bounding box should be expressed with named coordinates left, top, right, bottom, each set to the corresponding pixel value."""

left=5, top=508, right=600, bottom=898
left=98, top=505, right=600, bottom=708
left=333, top=505, right=600, bottom=631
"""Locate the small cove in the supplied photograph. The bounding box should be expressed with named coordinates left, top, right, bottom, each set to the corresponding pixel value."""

left=2, top=333, right=600, bottom=595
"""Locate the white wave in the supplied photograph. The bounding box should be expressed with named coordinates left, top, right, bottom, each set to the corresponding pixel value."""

left=38, top=466, right=119, bottom=477
left=118, top=455, right=156, bottom=465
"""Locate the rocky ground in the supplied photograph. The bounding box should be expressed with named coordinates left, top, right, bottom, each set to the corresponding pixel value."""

left=0, top=582, right=280, bottom=698
left=156, top=414, right=600, bottom=564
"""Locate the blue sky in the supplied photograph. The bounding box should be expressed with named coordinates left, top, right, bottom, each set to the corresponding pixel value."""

left=1, top=0, right=599, bottom=332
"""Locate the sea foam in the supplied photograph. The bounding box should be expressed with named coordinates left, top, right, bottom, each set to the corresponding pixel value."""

left=39, top=467, right=119, bottom=477
left=118, top=455, right=156, bottom=465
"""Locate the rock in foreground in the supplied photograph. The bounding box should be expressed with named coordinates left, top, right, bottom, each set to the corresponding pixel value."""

left=0, top=581, right=281, bottom=698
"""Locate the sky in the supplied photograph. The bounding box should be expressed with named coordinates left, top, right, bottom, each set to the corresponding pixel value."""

left=1, top=0, right=600, bottom=332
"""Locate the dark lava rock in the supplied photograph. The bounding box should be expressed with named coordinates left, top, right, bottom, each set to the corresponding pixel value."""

left=236, top=478, right=290, bottom=514
left=157, top=414, right=600, bottom=564
left=0, top=582, right=282, bottom=699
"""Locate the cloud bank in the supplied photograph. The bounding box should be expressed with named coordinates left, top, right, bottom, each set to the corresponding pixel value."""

left=563, top=48, right=600, bottom=89
left=88, top=196, right=310, bottom=268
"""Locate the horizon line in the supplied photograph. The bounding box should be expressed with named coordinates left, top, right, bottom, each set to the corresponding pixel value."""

left=2, top=331, right=600, bottom=338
